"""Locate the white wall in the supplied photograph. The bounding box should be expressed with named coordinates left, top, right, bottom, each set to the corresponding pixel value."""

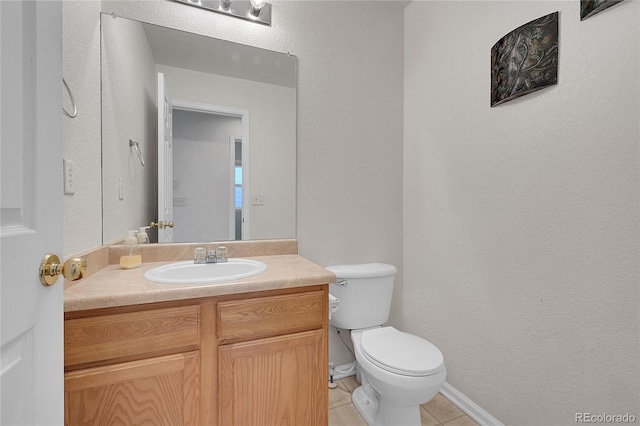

left=404, top=1, right=639, bottom=424
left=172, top=110, right=241, bottom=242
left=62, top=1, right=102, bottom=256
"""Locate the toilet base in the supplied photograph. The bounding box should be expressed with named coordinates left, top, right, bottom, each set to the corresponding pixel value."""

left=352, top=385, right=422, bottom=426
left=352, top=386, right=377, bottom=426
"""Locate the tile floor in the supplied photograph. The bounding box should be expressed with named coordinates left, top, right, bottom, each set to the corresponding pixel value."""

left=329, top=376, right=479, bottom=426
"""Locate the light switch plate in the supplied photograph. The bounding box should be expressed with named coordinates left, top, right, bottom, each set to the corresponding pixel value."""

left=63, top=158, right=75, bottom=195
left=118, top=177, right=124, bottom=200
left=252, top=193, right=264, bottom=205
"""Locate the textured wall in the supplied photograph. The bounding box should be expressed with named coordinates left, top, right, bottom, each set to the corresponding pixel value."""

left=404, top=1, right=639, bottom=423
left=63, top=1, right=406, bottom=365
left=62, top=1, right=102, bottom=256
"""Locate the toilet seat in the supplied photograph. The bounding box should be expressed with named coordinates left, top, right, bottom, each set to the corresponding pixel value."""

left=360, top=327, right=444, bottom=377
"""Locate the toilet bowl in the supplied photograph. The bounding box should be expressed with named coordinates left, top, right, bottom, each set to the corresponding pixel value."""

left=350, top=327, right=446, bottom=426
left=327, top=263, right=446, bottom=426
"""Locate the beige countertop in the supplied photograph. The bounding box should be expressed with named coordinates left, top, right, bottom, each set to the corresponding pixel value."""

left=64, top=254, right=335, bottom=312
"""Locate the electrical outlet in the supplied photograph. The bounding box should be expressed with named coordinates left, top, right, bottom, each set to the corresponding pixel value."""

left=63, top=158, right=75, bottom=195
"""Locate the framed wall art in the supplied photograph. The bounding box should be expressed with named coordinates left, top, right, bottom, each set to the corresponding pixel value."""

left=491, top=12, right=559, bottom=107
left=580, top=0, right=624, bottom=20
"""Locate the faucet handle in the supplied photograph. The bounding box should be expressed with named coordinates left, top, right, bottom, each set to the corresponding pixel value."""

left=194, top=247, right=206, bottom=264
left=216, top=246, right=228, bottom=262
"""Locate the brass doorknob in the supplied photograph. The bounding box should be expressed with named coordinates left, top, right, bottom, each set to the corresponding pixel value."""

left=150, top=221, right=174, bottom=229
left=39, top=254, right=87, bottom=286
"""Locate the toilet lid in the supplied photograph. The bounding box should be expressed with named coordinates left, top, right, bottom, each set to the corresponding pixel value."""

left=361, top=327, right=444, bottom=377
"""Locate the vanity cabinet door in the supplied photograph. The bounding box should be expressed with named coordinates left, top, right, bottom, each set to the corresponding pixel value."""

left=219, top=329, right=327, bottom=426
left=64, top=351, right=200, bottom=426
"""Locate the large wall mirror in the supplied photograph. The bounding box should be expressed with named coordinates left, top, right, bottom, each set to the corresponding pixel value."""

left=101, top=14, right=297, bottom=244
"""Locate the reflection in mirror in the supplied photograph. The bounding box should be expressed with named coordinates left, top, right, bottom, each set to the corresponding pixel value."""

left=101, top=14, right=297, bottom=245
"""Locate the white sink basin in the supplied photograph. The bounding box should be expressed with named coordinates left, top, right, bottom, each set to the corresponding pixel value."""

left=144, top=258, right=267, bottom=284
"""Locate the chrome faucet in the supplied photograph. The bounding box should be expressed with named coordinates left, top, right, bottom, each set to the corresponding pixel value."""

left=194, top=246, right=228, bottom=264
left=206, top=249, right=218, bottom=263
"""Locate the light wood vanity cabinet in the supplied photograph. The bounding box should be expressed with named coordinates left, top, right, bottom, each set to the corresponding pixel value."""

left=64, top=304, right=201, bottom=425
left=64, top=285, right=328, bottom=426
left=217, top=290, right=327, bottom=425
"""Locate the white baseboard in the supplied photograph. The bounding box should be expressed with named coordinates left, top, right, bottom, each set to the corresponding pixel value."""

left=440, top=382, right=504, bottom=426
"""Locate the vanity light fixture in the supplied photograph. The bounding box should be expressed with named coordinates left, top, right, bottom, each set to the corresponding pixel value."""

left=169, top=0, right=272, bottom=26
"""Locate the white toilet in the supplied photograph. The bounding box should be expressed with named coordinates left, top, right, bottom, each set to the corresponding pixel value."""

left=327, top=263, right=446, bottom=426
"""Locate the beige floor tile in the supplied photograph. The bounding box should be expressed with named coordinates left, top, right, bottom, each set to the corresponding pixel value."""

left=340, top=375, right=361, bottom=393
left=330, top=378, right=475, bottom=426
left=419, top=405, right=441, bottom=426
left=329, top=402, right=368, bottom=426
left=422, top=393, right=466, bottom=423
left=443, top=414, right=480, bottom=426
left=329, top=380, right=355, bottom=409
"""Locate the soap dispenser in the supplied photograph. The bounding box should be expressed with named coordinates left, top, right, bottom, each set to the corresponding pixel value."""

left=137, top=226, right=149, bottom=244
left=120, top=230, right=142, bottom=269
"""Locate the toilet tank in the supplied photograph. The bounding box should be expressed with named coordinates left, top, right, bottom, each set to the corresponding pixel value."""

left=327, top=263, right=397, bottom=330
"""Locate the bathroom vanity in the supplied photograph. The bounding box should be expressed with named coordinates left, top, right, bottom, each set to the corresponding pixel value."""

left=63, top=242, right=333, bottom=425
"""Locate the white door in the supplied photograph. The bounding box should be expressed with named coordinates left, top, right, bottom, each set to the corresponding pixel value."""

left=1, top=1, right=64, bottom=425
left=157, top=72, right=174, bottom=242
